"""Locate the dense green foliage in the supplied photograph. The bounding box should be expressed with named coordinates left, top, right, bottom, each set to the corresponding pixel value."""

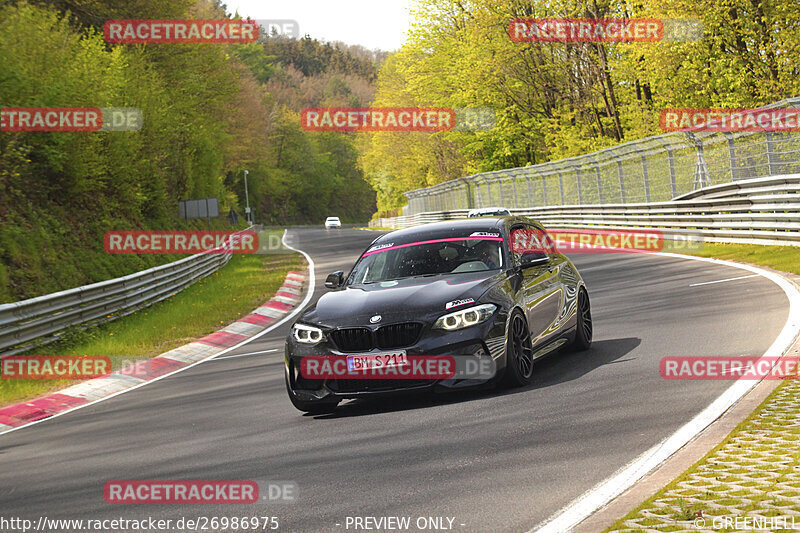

left=361, top=0, right=800, bottom=212
left=0, top=0, right=377, bottom=301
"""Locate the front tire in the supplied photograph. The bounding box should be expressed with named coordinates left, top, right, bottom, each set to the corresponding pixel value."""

left=570, top=288, right=592, bottom=351
left=500, top=310, right=535, bottom=388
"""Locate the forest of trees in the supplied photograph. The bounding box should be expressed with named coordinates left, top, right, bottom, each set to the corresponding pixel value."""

left=4, top=0, right=800, bottom=300
left=360, top=0, right=800, bottom=212
left=0, top=0, right=379, bottom=301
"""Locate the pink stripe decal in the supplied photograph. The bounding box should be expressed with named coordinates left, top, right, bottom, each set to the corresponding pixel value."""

left=363, top=236, right=504, bottom=256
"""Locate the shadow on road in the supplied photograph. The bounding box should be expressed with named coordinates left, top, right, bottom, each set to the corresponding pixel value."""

left=309, top=336, right=641, bottom=419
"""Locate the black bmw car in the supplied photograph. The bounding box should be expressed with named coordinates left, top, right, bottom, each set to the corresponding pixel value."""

left=285, top=217, right=592, bottom=413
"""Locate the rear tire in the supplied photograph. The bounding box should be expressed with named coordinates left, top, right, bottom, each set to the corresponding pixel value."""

left=500, top=310, right=535, bottom=388
left=570, top=288, right=592, bottom=351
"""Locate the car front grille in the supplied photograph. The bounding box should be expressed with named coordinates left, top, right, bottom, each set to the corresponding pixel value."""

left=329, top=323, right=423, bottom=352
left=375, top=322, right=423, bottom=350
left=329, top=327, right=372, bottom=352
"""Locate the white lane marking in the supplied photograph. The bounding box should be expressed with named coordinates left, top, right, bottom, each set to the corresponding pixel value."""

left=689, top=274, right=760, bottom=287
left=211, top=349, right=278, bottom=361
left=0, top=229, right=315, bottom=437
left=532, top=253, right=800, bottom=533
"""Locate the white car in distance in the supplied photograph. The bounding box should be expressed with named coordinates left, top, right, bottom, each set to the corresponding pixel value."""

left=324, top=216, right=342, bottom=229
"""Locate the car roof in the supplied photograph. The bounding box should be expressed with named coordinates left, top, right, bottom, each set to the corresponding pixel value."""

left=468, top=206, right=509, bottom=213
left=371, top=216, right=539, bottom=245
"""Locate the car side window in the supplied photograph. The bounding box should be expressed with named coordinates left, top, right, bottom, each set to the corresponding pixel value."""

left=510, top=225, right=553, bottom=267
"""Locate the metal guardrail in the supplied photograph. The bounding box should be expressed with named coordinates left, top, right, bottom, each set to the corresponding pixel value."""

left=401, top=97, right=800, bottom=215
left=370, top=174, right=800, bottom=247
left=0, top=230, right=251, bottom=355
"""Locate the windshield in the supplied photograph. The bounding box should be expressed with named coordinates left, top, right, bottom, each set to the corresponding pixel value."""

left=347, top=238, right=504, bottom=284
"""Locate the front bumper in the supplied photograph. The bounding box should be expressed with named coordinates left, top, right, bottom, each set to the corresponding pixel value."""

left=285, top=312, right=508, bottom=400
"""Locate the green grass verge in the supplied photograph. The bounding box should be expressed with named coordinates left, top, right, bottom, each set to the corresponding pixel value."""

left=684, top=242, right=800, bottom=276
left=0, top=251, right=304, bottom=407
left=604, top=379, right=797, bottom=532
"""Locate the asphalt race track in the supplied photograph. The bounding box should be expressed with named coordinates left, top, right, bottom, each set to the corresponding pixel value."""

left=0, top=227, right=790, bottom=532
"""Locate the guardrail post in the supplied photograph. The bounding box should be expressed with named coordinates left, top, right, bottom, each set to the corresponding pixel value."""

left=766, top=132, right=779, bottom=176
left=512, top=175, right=519, bottom=208
left=575, top=165, right=583, bottom=204
left=587, top=156, right=603, bottom=203
left=654, top=137, right=678, bottom=198
left=686, top=132, right=711, bottom=190
left=486, top=177, right=493, bottom=205
left=526, top=173, right=533, bottom=207
left=607, top=150, right=625, bottom=203
left=541, top=172, right=548, bottom=205
left=558, top=169, right=565, bottom=205
left=462, top=178, right=473, bottom=209
left=668, top=148, right=677, bottom=197
left=725, top=133, right=738, bottom=181
left=632, top=146, right=650, bottom=202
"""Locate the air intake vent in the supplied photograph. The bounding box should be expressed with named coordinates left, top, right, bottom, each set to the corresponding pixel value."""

left=375, top=322, right=423, bottom=350
left=329, top=327, right=373, bottom=352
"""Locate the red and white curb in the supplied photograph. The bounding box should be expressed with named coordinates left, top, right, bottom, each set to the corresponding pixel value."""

left=0, top=270, right=309, bottom=434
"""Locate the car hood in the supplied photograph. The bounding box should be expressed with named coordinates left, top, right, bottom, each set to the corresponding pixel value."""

left=302, top=272, right=503, bottom=327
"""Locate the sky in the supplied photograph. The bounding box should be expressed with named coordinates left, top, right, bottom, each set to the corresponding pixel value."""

left=225, top=0, right=415, bottom=52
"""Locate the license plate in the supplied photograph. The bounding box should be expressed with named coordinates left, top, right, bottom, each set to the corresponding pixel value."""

left=347, top=351, right=408, bottom=371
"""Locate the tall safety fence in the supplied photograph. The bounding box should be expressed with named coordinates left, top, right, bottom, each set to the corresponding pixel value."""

left=371, top=174, right=800, bottom=247
left=398, top=97, right=800, bottom=215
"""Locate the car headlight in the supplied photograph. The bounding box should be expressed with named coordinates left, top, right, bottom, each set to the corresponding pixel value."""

left=433, top=304, right=497, bottom=331
left=292, top=323, right=324, bottom=344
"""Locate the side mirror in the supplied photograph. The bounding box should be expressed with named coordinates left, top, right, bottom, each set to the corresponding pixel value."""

left=520, top=253, right=550, bottom=268
left=325, top=271, right=345, bottom=289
